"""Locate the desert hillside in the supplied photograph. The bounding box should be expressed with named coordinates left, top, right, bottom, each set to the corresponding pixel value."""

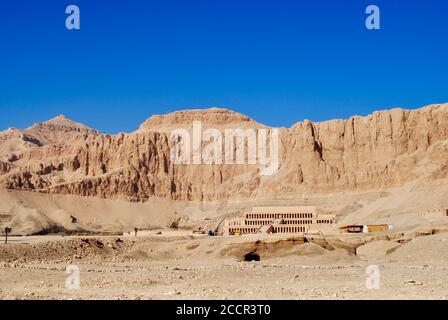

left=1, top=104, right=448, bottom=234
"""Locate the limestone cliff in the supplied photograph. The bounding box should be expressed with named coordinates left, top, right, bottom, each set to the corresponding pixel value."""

left=1, top=104, right=447, bottom=202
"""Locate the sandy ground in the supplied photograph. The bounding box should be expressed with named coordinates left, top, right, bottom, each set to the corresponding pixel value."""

left=1, top=230, right=447, bottom=300
left=2, top=182, right=448, bottom=237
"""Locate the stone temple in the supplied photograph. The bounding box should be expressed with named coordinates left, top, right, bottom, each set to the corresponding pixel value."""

left=224, top=206, right=335, bottom=235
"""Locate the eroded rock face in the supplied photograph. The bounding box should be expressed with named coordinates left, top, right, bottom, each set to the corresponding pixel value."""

left=0, top=162, right=12, bottom=174
left=139, top=108, right=263, bottom=132
left=1, top=105, right=448, bottom=202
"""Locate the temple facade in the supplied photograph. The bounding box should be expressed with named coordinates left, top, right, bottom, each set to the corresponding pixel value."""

left=224, top=206, right=335, bottom=235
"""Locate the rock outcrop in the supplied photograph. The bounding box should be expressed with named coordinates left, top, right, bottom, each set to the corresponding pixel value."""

left=1, top=104, right=448, bottom=202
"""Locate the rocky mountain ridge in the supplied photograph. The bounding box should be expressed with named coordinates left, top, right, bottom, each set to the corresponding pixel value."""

left=1, top=104, right=447, bottom=202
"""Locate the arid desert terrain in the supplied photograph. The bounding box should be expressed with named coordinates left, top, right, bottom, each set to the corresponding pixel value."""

left=1, top=104, right=448, bottom=299
left=1, top=227, right=448, bottom=300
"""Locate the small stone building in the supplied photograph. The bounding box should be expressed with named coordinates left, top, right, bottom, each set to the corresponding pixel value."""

left=339, top=225, right=364, bottom=233
left=339, top=224, right=391, bottom=233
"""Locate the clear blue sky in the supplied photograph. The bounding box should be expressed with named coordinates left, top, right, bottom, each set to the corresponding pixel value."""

left=1, top=0, right=447, bottom=133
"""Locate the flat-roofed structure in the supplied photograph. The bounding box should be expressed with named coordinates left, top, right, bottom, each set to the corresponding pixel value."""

left=339, top=224, right=392, bottom=233
left=339, top=225, right=364, bottom=233
left=225, top=206, right=335, bottom=235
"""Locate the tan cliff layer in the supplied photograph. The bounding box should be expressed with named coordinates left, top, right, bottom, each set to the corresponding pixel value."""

left=0, top=104, right=448, bottom=202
